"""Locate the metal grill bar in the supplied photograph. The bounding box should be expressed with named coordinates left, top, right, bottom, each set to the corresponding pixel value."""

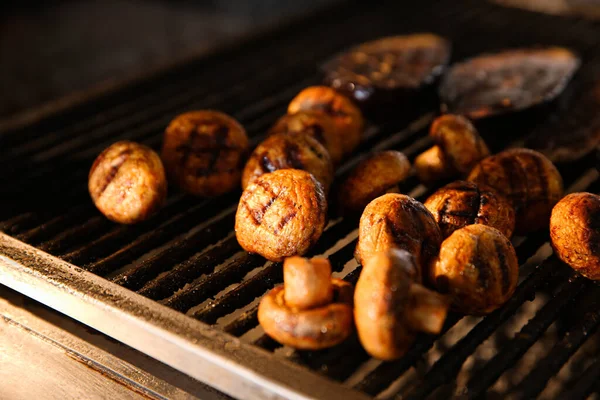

left=559, top=357, right=600, bottom=400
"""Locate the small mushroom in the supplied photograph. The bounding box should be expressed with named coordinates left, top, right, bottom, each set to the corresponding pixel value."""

left=269, top=110, right=343, bottom=165
left=288, top=86, right=364, bottom=158
left=235, top=169, right=327, bottom=261
left=415, top=114, right=489, bottom=184
left=468, top=148, right=564, bottom=234
left=550, top=192, right=600, bottom=280
left=241, top=132, right=334, bottom=192
left=337, top=150, right=411, bottom=215
left=355, top=193, right=442, bottom=273
left=424, top=180, right=515, bottom=239
left=430, top=224, right=519, bottom=315
left=161, top=110, right=249, bottom=197
left=354, top=249, right=449, bottom=360
left=258, top=257, right=354, bottom=350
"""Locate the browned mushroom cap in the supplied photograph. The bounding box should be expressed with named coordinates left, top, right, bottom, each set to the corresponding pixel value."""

left=161, top=110, right=249, bottom=197
left=241, top=133, right=334, bottom=192
left=288, top=86, right=364, bottom=157
left=355, top=193, right=442, bottom=272
left=468, top=148, right=564, bottom=234
left=269, top=110, right=343, bottom=165
left=337, top=150, right=411, bottom=215
left=235, top=169, right=327, bottom=262
left=283, top=256, right=334, bottom=310
left=354, top=249, right=449, bottom=360
left=424, top=181, right=515, bottom=239
left=550, top=192, right=600, bottom=280
left=89, top=141, right=167, bottom=224
left=322, top=34, right=451, bottom=111
left=430, top=224, right=519, bottom=315
left=440, top=48, right=580, bottom=119
left=258, top=278, right=353, bottom=350
left=415, top=114, right=489, bottom=184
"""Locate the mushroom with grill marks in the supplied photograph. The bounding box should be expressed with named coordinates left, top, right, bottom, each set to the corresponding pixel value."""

left=424, top=180, right=515, bottom=239
left=355, top=193, right=442, bottom=273
left=468, top=148, right=563, bottom=234
left=258, top=256, right=353, bottom=350
left=430, top=224, right=519, bottom=315
left=337, top=150, right=411, bottom=215
left=161, top=110, right=249, bottom=197
left=415, top=114, right=489, bottom=184
left=354, top=249, right=449, bottom=360
left=550, top=192, right=600, bottom=280
left=241, top=132, right=334, bottom=192
left=235, top=169, right=327, bottom=262
left=288, top=86, right=364, bottom=158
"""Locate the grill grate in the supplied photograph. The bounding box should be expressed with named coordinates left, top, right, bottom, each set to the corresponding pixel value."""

left=2, top=0, right=600, bottom=398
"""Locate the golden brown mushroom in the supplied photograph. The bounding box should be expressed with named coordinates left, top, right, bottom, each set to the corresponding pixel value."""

left=354, top=249, right=449, bottom=360
left=550, top=192, right=600, bottom=280
left=288, top=86, right=364, bottom=158
left=89, top=141, right=167, bottom=224
left=258, top=257, right=353, bottom=350
left=424, top=180, right=515, bottom=239
left=415, top=114, right=489, bottom=184
left=430, top=224, right=519, bottom=315
left=355, top=193, right=442, bottom=272
left=468, top=148, right=564, bottom=234
left=161, top=110, right=249, bottom=197
left=241, top=132, right=334, bottom=192
left=337, top=150, right=411, bottom=215
left=235, top=169, right=327, bottom=261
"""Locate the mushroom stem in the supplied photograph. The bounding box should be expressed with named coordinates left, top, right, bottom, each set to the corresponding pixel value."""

left=283, top=257, right=334, bottom=310
left=415, top=146, right=452, bottom=183
left=404, top=283, right=449, bottom=335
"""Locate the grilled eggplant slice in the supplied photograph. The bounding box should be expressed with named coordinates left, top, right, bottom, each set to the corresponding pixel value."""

left=440, top=47, right=580, bottom=119
left=322, top=34, right=451, bottom=113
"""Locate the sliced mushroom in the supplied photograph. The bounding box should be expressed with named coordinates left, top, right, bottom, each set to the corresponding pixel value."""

left=337, top=150, right=411, bottom=215
left=424, top=180, right=515, bottom=239
left=288, top=86, right=364, bottom=158
left=355, top=193, right=442, bottom=273
left=415, top=114, right=489, bottom=184
left=550, top=192, right=600, bottom=280
left=468, top=148, right=563, bottom=234
left=354, top=249, right=449, bottom=360
left=258, top=257, right=353, bottom=350
left=430, top=224, right=519, bottom=315
left=440, top=47, right=580, bottom=119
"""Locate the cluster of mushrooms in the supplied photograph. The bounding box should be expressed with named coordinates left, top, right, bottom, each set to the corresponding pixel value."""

left=87, top=33, right=600, bottom=360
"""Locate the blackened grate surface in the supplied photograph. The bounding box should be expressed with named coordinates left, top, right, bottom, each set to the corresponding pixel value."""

left=1, top=0, right=600, bottom=398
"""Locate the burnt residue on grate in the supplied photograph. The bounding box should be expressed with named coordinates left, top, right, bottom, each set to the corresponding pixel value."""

left=2, top=0, right=600, bottom=398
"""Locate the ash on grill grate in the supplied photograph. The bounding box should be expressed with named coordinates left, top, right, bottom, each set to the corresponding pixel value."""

left=3, top=0, right=600, bottom=398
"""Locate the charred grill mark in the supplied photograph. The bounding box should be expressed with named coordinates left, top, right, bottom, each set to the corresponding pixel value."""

left=242, top=200, right=261, bottom=225
left=499, top=155, right=527, bottom=207
left=275, top=211, right=297, bottom=234
left=283, top=142, right=305, bottom=170
left=260, top=153, right=278, bottom=173
left=308, top=124, right=326, bottom=145
left=494, top=240, right=511, bottom=294
left=98, top=149, right=133, bottom=195
left=437, top=197, right=452, bottom=223
left=304, top=138, right=326, bottom=161
left=194, top=125, right=230, bottom=177
left=529, top=153, right=549, bottom=203
left=385, top=215, right=417, bottom=248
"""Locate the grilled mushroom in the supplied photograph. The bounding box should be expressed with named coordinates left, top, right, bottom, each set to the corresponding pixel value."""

left=89, top=141, right=167, bottom=224
left=258, top=257, right=353, bottom=350
left=337, top=150, right=411, bottom=215
left=269, top=110, right=343, bottom=165
left=424, top=180, right=515, bottom=239
left=322, top=34, right=451, bottom=112
left=161, top=110, right=249, bottom=197
left=550, top=192, right=600, bottom=280
left=355, top=193, right=442, bottom=272
left=241, top=133, right=334, bottom=192
left=440, top=47, right=580, bottom=119
left=354, top=249, right=449, bottom=360
left=288, top=86, right=364, bottom=158
left=415, top=114, right=489, bottom=184
left=235, top=169, right=327, bottom=261
left=468, top=148, right=563, bottom=234
left=430, top=224, right=519, bottom=315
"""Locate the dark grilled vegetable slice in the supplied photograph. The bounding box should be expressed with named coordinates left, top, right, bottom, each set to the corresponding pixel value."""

left=322, top=34, right=451, bottom=112
left=440, top=47, right=580, bottom=119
